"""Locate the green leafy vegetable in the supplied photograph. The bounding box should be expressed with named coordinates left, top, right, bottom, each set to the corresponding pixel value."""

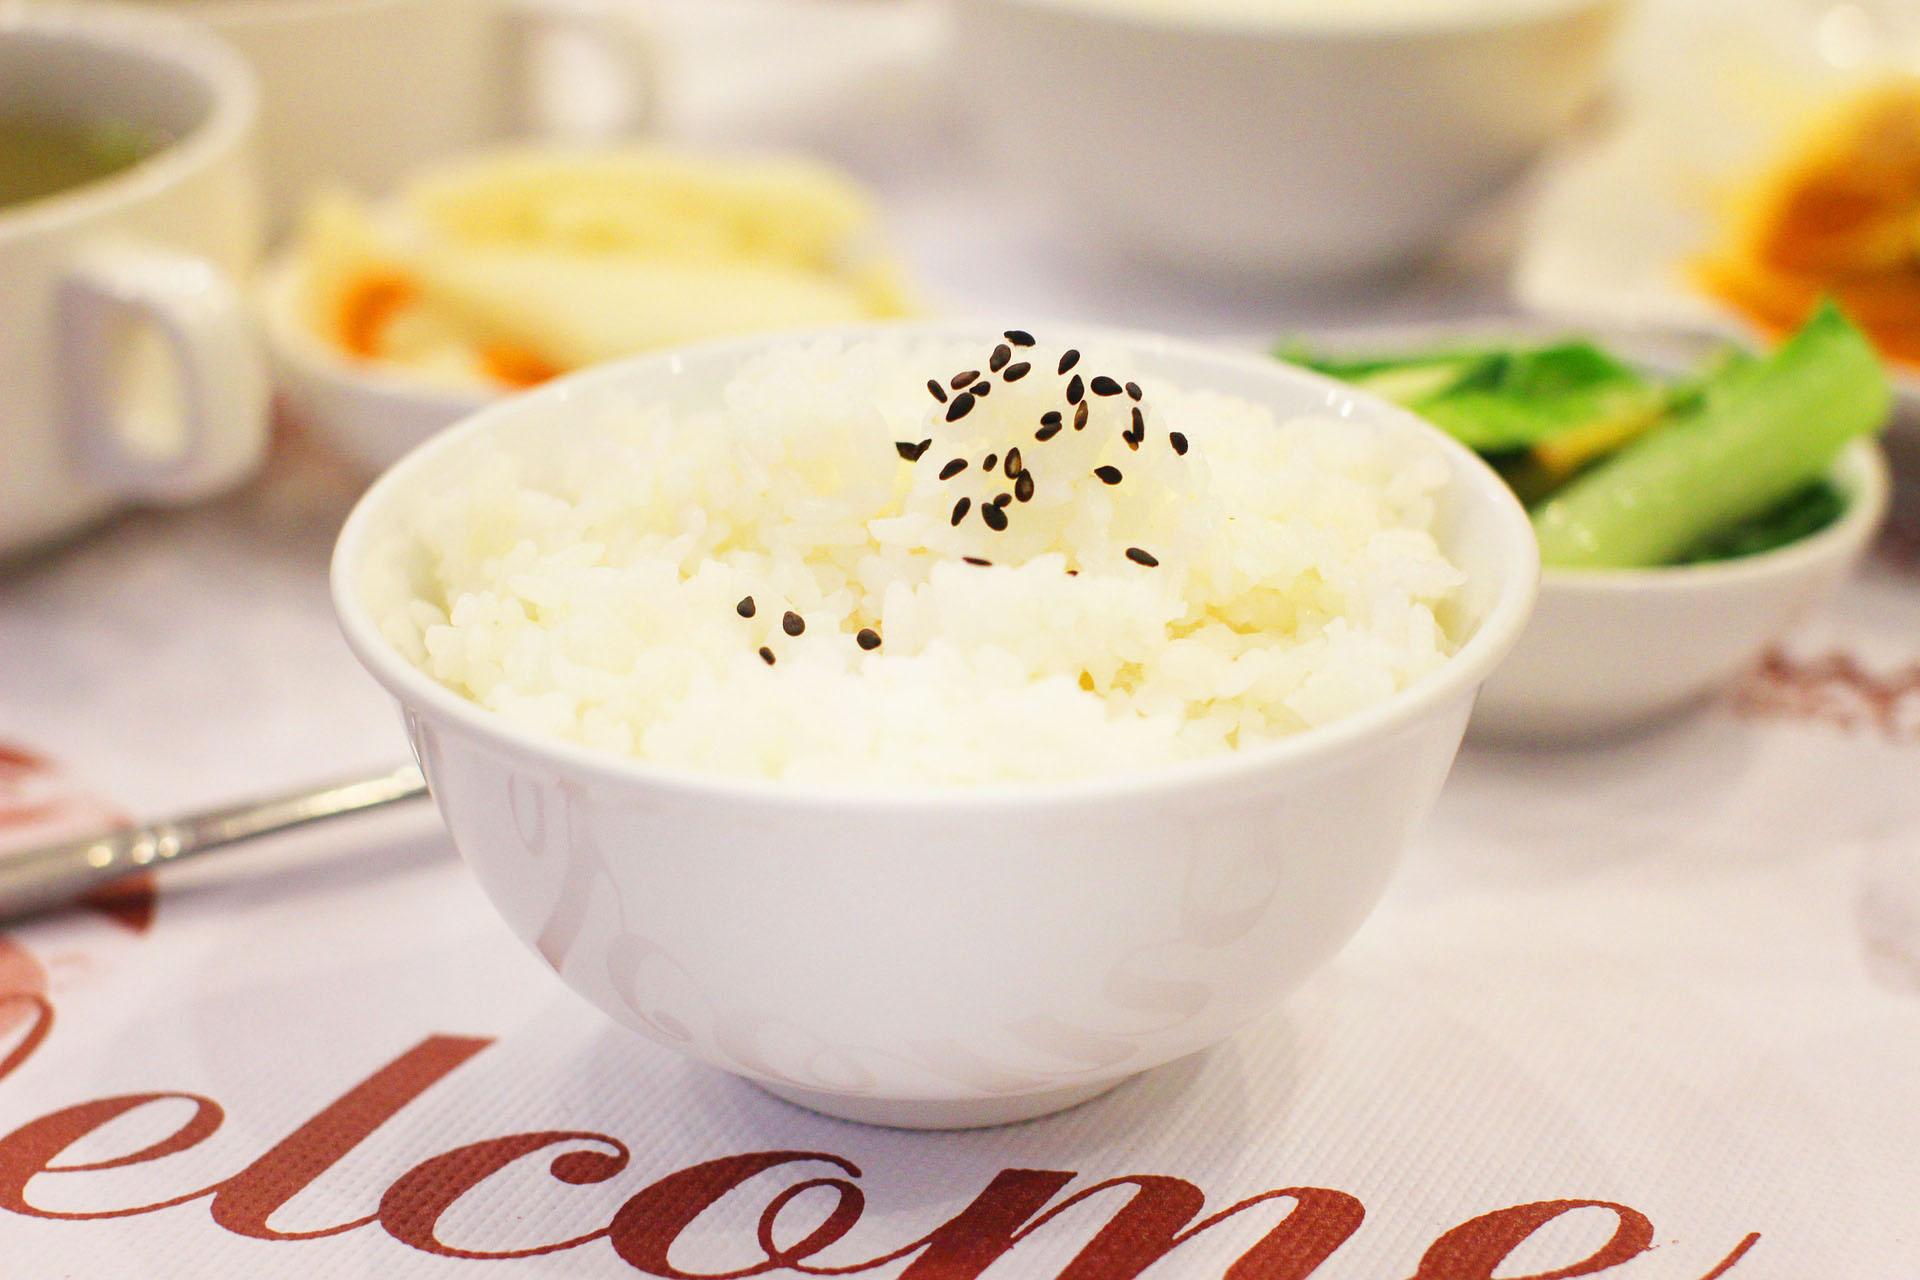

left=1676, top=481, right=1848, bottom=564
left=1282, top=339, right=1665, bottom=453
left=1531, top=302, right=1888, bottom=569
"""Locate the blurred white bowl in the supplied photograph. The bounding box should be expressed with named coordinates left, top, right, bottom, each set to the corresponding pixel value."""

left=952, top=0, right=1625, bottom=279
left=332, top=322, right=1538, bottom=1128
left=1478, top=440, right=1889, bottom=741
left=258, top=255, right=495, bottom=475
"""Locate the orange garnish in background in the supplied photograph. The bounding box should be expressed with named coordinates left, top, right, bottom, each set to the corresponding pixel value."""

left=478, top=344, right=563, bottom=389
left=1695, top=81, right=1920, bottom=367
left=335, top=271, right=420, bottom=358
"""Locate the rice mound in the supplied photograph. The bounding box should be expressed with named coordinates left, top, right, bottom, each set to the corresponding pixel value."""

left=377, top=335, right=1466, bottom=785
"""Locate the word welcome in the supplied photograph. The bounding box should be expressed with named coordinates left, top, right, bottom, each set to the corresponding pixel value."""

left=0, top=1000, right=1759, bottom=1279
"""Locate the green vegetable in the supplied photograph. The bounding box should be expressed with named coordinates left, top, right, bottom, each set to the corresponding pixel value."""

left=1677, top=481, right=1848, bottom=564
left=1282, top=339, right=1665, bottom=453
left=1531, top=302, right=1887, bottom=569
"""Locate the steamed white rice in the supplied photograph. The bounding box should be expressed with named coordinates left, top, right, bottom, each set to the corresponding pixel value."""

left=375, top=335, right=1466, bottom=785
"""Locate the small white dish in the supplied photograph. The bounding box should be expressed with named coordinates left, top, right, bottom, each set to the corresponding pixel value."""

left=1283, top=319, right=1893, bottom=743
left=258, top=255, right=495, bottom=475
left=952, top=0, right=1624, bottom=280
left=1477, top=440, right=1888, bottom=740
left=332, top=322, right=1539, bottom=1129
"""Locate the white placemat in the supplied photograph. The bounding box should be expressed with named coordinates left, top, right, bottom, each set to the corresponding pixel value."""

left=1, top=435, right=1917, bottom=1278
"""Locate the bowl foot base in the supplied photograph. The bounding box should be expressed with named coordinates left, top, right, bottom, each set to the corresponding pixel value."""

left=755, top=1075, right=1131, bottom=1129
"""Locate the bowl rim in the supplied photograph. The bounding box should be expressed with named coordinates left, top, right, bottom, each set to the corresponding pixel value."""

left=963, top=0, right=1623, bottom=39
left=257, top=255, right=501, bottom=416
left=1533, top=438, right=1890, bottom=594
left=331, top=321, right=1540, bottom=811
left=0, top=4, right=259, bottom=246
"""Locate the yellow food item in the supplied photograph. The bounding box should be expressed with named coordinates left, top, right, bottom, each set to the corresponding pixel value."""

left=1694, top=81, right=1920, bottom=367
left=1529, top=396, right=1666, bottom=480
left=292, top=147, right=919, bottom=391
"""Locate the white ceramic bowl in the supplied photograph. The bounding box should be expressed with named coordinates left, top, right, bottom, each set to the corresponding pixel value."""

left=1476, top=440, right=1889, bottom=740
left=258, top=256, right=494, bottom=475
left=952, top=0, right=1625, bottom=279
left=1285, top=319, right=1893, bottom=742
left=331, top=324, right=1539, bottom=1128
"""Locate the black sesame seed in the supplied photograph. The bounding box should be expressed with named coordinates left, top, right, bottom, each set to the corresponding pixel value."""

left=1003, top=361, right=1031, bottom=382
left=939, top=457, right=968, bottom=480
left=1058, top=349, right=1081, bottom=375
left=1094, top=465, right=1123, bottom=485
left=783, top=610, right=805, bottom=637
left=856, top=628, right=882, bottom=651
left=1067, top=374, right=1084, bottom=405
left=927, top=379, right=947, bottom=403
left=951, top=369, right=980, bottom=389
left=1131, top=406, right=1145, bottom=434
left=1169, top=431, right=1189, bottom=456
left=951, top=497, right=971, bottom=526
left=989, top=344, right=1011, bottom=373
left=1005, top=329, right=1035, bottom=347
left=1126, top=381, right=1143, bottom=401
left=759, top=646, right=776, bottom=665
left=964, top=556, right=992, bottom=566
left=983, top=453, right=998, bottom=473
left=1004, top=447, right=1023, bottom=477
left=1091, top=375, right=1123, bottom=397
left=896, top=439, right=931, bottom=462
left=1126, top=547, right=1159, bottom=567
left=736, top=596, right=756, bottom=618
left=1125, top=433, right=1140, bottom=452
left=1074, top=402, right=1089, bottom=431
left=982, top=502, right=1009, bottom=531
left=1040, top=409, right=1062, bottom=426
left=1015, top=471, right=1035, bottom=503
left=1035, top=420, right=1063, bottom=442
left=946, top=392, right=975, bottom=423
left=971, top=381, right=991, bottom=397
left=992, top=493, right=1012, bottom=508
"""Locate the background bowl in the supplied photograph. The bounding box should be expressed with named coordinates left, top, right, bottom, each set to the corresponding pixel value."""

left=953, top=0, right=1624, bottom=280
left=332, top=324, right=1538, bottom=1128
left=1286, top=317, right=1892, bottom=742
left=259, top=256, right=495, bottom=475
left=1476, top=440, right=1889, bottom=740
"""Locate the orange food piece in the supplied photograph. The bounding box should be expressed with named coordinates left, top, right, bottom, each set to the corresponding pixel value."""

left=335, top=271, right=420, bottom=358
left=1695, top=81, right=1920, bottom=368
left=478, top=343, right=564, bottom=389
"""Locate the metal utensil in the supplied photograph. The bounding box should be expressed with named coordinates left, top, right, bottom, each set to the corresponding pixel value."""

left=0, top=765, right=428, bottom=924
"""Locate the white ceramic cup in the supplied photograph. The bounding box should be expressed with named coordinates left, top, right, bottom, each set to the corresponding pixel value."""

left=333, top=324, right=1541, bottom=1129
left=0, top=4, right=268, bottom=559
left=164, top=0, right=657, bottom=225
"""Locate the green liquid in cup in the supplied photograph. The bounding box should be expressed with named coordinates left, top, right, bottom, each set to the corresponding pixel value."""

left=0, top=117, right=164, bottom=211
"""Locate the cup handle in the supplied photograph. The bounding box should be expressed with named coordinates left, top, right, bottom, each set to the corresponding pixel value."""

left=58, top=241, right=269, bottom=506
left=505, top=0, right=661, bottom=138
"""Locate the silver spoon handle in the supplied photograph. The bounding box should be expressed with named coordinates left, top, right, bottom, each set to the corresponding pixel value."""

left=0, top=765, right=428, bottom=924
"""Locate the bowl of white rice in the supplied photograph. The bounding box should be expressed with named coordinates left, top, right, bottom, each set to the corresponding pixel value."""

left=332, top=323, right=1537, bottom=1127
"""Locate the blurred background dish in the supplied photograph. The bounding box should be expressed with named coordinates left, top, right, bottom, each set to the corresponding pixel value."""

left=0, top=3, right=268, bottom=559
left=1517, top=0, right=1920, bottom=426
left=157, top=0, right=658, bottom=229
left=952, top=0, right=1625, bottom=282
left=264, top=144, right=922, bottom=472
left=1285, top=313, right=1893, bottom=739
left=1472, top=439, right=1887, bottom=740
